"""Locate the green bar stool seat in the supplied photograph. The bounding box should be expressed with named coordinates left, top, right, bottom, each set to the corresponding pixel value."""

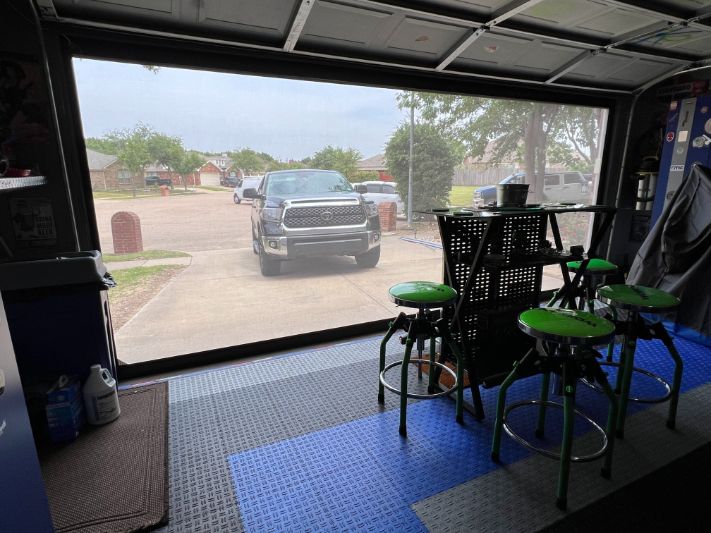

left=565, top=258, right=619, bottom=314
left=596, top=284, right=683, bottom=438
left=491, top=307, right=619, bottom=510
left=378, top=281, right=465, bottom=437
left=566, top=258, right=617, bottom=274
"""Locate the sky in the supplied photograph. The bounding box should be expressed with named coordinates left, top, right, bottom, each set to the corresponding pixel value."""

left=72, top=58, right=407, bottom=161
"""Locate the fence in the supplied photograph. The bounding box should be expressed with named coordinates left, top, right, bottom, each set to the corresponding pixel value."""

left=452, top=165, right=517, bottom=186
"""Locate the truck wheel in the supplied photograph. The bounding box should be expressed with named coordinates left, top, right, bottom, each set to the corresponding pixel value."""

left=355, top=246, right=380, bottom=268
left=234, top=194, right=241, bottom=204
left=259, top=246, right=281, bottom=276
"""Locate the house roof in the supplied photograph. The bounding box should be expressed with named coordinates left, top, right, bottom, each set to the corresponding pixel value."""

left=144, top=163, right=170, bottom=173
left=86, top=148, right=118, bottom=170
left=199, top=161, right=222, bottom=173
left=357, top=154, right=387, bottom=171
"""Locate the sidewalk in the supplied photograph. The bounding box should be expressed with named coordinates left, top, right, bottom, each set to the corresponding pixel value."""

left=105, top=256, right=192, bottom=271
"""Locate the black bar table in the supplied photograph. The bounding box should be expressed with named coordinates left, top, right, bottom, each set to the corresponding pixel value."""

left=425, top=204, right=616, bottom=419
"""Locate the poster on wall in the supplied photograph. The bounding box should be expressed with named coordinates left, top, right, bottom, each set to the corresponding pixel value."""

left=9, top=197, right=56, bottom=247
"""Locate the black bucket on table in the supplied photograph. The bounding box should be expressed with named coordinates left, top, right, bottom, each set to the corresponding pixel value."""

left=496, top=183, right=530, bottom=207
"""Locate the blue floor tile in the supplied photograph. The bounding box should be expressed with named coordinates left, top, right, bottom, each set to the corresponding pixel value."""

left=228, top=335, right=711, bottom=532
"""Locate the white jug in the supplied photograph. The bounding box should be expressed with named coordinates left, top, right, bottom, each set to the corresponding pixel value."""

left=82, top=364, right=121, bottom=425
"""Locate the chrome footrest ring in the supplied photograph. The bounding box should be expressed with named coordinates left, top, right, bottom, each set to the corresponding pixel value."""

left=380, top=358, right=458, bottom=400
left=581, top=361, right=672, bottom=403
left=503, top=400, right=608, bottom=463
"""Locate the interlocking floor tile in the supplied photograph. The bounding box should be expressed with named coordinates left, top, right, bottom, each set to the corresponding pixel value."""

left=155, top=333, right=711, bottom=532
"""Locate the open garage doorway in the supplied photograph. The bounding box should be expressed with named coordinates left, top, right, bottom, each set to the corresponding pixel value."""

left=72, top=58, right=608, bottom=365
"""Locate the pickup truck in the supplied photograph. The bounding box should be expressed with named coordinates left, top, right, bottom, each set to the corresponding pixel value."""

left=473, top=171, right=593, bottom=206
left=144, top=175, right=173, bottom=187
left=243, top=169, right=381, bottom=276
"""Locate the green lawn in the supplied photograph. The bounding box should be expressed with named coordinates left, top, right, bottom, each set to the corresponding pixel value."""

left=197, top=185, right=230, bottom=192
left=449, top=185, right=476, bottom=207
left=103, top=249, right=191, bottom=263
left=109, top=265, right=183, bottom=297
left=93, top=188, right=203, bottom=200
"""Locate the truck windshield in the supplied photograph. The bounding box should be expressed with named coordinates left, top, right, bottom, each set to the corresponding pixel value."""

left=266, top=171, right=353, bottom=195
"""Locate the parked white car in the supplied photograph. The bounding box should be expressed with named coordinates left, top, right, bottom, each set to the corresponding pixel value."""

left=353, top=180, right=404, bottom=215
left=234, top=176, right=263, bottom=204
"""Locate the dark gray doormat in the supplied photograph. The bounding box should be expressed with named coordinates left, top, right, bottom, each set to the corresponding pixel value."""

left=40, top=382, right=169, bottom=533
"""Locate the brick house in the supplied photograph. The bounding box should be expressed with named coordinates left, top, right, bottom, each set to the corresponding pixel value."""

left=198, top=161, right=223, bottom=187
left=144, top=162, right=202, bottom=188
left=86, top=148, right=138, bottom=190
left=143, top=163, right=173, bottom=184
left=357, top=154, right=394, bottom=181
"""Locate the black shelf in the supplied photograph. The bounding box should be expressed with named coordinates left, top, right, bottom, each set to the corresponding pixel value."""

left=482, top=252, right=580, bottom=270
left=0, top=176, right=47, bottom=193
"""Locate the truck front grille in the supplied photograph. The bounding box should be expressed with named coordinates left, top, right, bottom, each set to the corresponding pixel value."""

left=284, top=205, right=366, bottom=228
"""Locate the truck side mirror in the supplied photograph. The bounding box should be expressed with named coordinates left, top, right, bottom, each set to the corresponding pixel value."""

left=243, top=188, right=262, bottom=199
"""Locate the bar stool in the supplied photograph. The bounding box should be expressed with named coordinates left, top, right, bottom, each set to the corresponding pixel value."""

left=491, top=307, right=618, bottom=510
left=566, top=259, right=619, bottom=314
left=596, top=285, right=682, bottom=438
left=378, top=281, right=464, bottom=437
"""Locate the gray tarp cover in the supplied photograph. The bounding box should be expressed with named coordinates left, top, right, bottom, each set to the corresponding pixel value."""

left=628, top=163, right=711, bottom=338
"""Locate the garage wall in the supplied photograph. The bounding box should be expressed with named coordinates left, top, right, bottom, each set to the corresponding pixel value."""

left=0, top=2, right=84, bottom=260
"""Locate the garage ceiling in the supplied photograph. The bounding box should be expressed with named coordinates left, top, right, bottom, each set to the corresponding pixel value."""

left=37, top=0, right=711, bottom=93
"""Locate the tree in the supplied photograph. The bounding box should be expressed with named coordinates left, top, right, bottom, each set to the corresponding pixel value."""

left=310, top=146, right=361, bottom=180
left=266, top=160, right=309, bottom=171
left=173, top=151, right=204, bottom=190
left=85, top=136, right=123, bottom=155
left=407, top=93, right=564, bottom=200
left=110, top=124, right=153, bottom=196
left=406, top=93, right=603, bottom=202
left=148, top=133, right=183, bottom=182
left=228, top=148, right=269, bottom=174
left=385, top=122, right=458, bottom=213
left=555, top=106, right=605, bottom=172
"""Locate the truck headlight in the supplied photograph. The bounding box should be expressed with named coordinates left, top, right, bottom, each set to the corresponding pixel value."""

left=365, top=202, right=378, bottom=217
left=263, top=206, right=283, bottom=222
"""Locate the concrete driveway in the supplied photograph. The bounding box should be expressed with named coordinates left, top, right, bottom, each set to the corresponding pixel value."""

left=94, top=190, right=442, bottom=362
left=93, top=190, right=563, bottom=363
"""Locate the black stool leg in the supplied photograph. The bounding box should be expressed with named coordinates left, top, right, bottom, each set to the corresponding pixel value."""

left=379, top=313, right=407, bottom=404
left=606, top=306, right=618, bottom=364
left=556, top=359, right=577, bottom=511
left=417, top=327, right=424, bottom=381
left=586, top=283, right=596, bottom=315
left=427, top=335, right=437, bottom=394
left=492, top=348, right=534, bottom=461
left=590, top=360, right=618, bottom=479
left=466, top=358, right=486, bottom=421
left=399, top=334, right=415, bottom=437
left=616, top=316, right=639, bottom=438
left=438, top=321, right=465, bottom=424
left=536, top=371, right=551, bottom=439
left=650, top=322, right=684, bottom=429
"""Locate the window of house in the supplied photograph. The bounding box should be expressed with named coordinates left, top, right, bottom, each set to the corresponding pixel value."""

left=72, top=58, right=608, bottom=365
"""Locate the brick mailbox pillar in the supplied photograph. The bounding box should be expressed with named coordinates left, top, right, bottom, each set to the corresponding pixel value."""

left=377, top=202, right=397, bottom=232
left=111, top=211, right=143, bottom=254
